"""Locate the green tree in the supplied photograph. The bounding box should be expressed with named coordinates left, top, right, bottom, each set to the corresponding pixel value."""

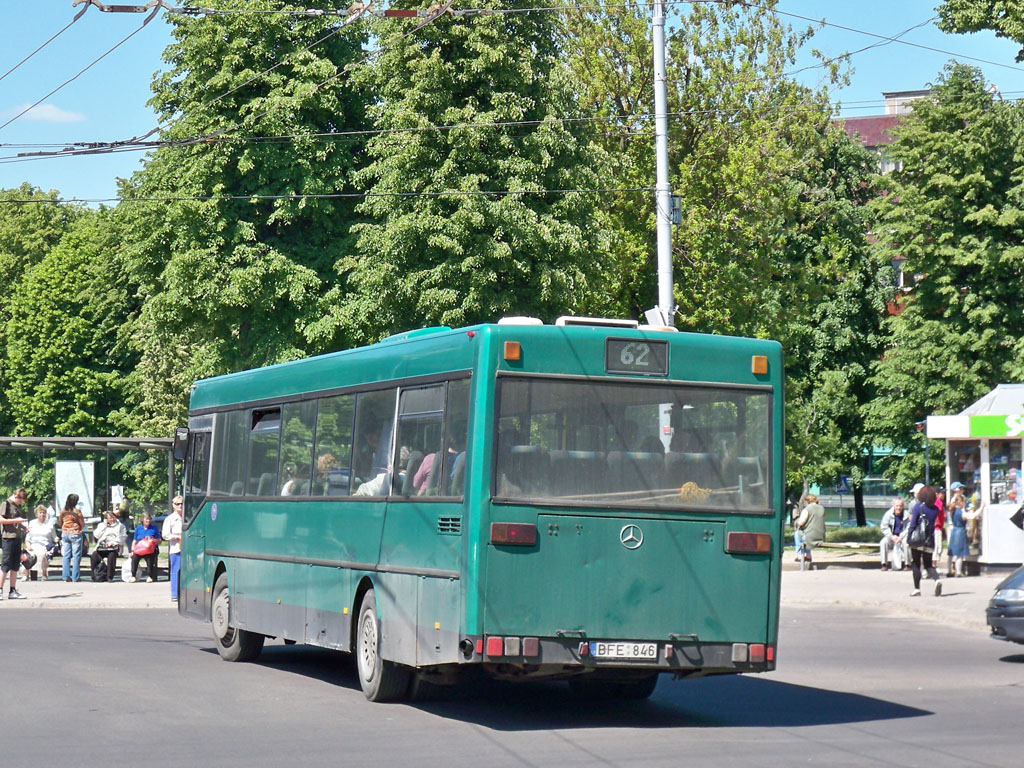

left=560, top=1, right=883, bottom=504
left=0, top=185, right=83, bottom=432
left=864, top=63, right=1024, bottom=487
left=780, top=130, right=887, bottom=513
left=937, top=1, right=1024, bottom=61
left=5, top=209, right=134, bottom=437
left=119, top=0, right=370, bottom=436
left=316, top=0, right=606, bottom=347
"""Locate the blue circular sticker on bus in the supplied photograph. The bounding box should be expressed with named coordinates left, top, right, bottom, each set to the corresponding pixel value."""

left=211, top=502, right=218, bottom=521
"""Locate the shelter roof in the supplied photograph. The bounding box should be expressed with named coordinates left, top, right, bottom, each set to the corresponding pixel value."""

left=0, top=437, right=171, bottom=451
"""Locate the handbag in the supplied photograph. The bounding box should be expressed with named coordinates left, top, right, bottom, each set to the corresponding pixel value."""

left=908, top=513, right=930, bottom=548
left=132, top=536, right=157, bottom=556
left=20, top=551, right=37, bottom=570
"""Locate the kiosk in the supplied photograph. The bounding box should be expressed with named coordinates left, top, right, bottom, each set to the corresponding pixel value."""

left=927, top=384, right=1024, bottom=565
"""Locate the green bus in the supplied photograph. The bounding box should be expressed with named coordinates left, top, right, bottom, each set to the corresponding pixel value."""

left=175, top=317, right=783, bottom=701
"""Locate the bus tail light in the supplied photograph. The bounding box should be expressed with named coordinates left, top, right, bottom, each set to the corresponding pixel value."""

left=749, top=643, right=766, bottom=663
left=486, top=636, right=504, bottom=656
left=726, top=532, right=771, bottom=554
left=491, top=522, right=537, bottom=546
left=766, top=645, right=775, bottom=662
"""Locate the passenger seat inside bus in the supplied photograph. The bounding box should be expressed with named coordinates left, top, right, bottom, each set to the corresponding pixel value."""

left=508, top=445, right=550, bottom=496
left=665, top=451, right=721, bottom=489
left=607, top=451, right=665, bottom=495
left=550, top=450, right=605, bottom=496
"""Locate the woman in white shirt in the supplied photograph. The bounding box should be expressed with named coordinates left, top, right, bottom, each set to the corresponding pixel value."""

left=90, top=510, right=126, bottom=582
left=162, top=497, right=183, bottom=601
left=25, top=506, right=56, bottom=580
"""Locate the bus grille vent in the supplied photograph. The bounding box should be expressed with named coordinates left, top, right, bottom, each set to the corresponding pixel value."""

left=437, top=516, right=462, bottom=535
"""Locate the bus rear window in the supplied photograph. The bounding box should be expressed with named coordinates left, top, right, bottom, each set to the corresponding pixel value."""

left=494, top=377, right=770, bottom=511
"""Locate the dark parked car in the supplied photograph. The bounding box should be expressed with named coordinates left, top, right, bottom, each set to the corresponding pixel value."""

left=986, top=565, right=1024, bottom=644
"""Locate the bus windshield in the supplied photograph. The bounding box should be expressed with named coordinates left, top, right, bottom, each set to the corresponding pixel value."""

left=494, top=377, right=771, bottom=511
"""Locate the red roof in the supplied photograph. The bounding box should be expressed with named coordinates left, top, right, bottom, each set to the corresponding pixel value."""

left=837, top=115, right=901, bottom=148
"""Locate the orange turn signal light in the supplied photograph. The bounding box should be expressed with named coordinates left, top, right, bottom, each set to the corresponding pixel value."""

left=504, top=341, right=521, bottom=362
left=752, top=355, right=768, bottom=375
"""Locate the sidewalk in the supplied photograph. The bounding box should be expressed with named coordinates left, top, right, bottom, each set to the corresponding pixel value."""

left=782, top=548, right=1009, bottom=633
left=0, top=577, right=175, bottom=609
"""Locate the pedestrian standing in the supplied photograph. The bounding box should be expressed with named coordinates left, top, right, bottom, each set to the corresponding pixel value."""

left=162, top=496, right=183, bottom=602
left=58, top=494, right=85, bottom=583
left=0, top=488, right=29, bottom=599
left=905, top=483, right=942, bottom=597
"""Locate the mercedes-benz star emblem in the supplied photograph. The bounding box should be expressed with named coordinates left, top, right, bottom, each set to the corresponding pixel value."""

left=620, top=524, right=643, bottom=550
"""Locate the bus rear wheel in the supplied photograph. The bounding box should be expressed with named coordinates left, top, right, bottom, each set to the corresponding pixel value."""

left=211, top=573, right=265, bottom=662
left=356, top=588, right=410, bottom=702
left=568, top=672, right=659, bottom=700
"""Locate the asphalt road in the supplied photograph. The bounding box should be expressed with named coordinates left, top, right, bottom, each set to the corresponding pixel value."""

left=5, top=605, right=1022, bottom=767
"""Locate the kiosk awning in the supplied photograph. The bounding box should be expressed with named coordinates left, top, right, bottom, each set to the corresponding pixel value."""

left=927, top=384, right=1024, bottom=439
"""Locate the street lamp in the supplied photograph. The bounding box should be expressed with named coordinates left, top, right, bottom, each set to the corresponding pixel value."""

left=915, top=420, right=930, bottom=485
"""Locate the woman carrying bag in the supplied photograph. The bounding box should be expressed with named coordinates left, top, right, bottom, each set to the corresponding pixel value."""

left=905, top=483, right=942, bottom=597
left=129, top=513, right=161, bottom=583
left=90, top=510, right=126, bottom=582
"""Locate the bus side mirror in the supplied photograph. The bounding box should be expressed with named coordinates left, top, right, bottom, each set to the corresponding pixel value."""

left=173, top=426, right=189, bottom=461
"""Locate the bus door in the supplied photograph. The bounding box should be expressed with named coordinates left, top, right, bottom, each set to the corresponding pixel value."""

left=181, top=415, right=213, bottom=620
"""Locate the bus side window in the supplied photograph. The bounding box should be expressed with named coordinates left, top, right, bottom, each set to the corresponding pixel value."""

left=440, top=379, right=470, bottom=497
left=210, top=410, right=248, bottom=496
left=392, top=384, right=444, bottom=497
left=247, top=408, right=281, bottom=496
left=350, top=389, right=397, bottom=497
left=279, top=400, right=316, bottom=496
left=314, top=394, right=354, bottom=496
left=184, top=428, right=211, bottom=523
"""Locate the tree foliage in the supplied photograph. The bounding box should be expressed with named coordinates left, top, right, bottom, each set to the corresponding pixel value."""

left=0, top=185, right=83, bottom=434
left=119, top=0, right=370, bottom=435
left=937, top=1, right=1024, bottom=61
left=560, top=1, right=882, bottom=495
left=316, top=0, right=606, bottom=347
left=865, top=63, right=1024, bottom=487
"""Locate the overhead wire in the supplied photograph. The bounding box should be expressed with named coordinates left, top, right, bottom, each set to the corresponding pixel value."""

left=0, top=186, right=655, bottom=205
left=0, top=2, right=91, bottom=84
left=7, top=83, right=1024, bottom=165
left=0, top=4, right=163, bottom=134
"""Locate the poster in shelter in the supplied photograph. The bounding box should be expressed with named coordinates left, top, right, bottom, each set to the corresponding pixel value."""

left=55, top=460, right=94, bottom=519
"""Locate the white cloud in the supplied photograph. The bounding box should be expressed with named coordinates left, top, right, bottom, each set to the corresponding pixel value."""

left=5, top=103, right=86, bottom=123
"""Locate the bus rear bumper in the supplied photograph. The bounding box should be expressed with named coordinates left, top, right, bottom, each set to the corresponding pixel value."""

left=456, top=635, right=775, bottom=679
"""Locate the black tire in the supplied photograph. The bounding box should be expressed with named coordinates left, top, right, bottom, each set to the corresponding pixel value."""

left=568, top=672, right=659, bottom=700
left=355, top=588, right=410, bottom=702
left=211, top=573, right=264, bottom=662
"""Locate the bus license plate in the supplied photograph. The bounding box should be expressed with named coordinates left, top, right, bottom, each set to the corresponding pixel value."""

left=589, top=641, right=657, bottom=660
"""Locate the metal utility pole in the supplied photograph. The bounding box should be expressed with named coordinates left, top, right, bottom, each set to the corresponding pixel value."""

left=652, top=0, right=674, bottom=327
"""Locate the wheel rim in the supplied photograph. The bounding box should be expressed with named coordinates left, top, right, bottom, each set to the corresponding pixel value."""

left=212, top=586, right=232, bottom=642
left=358, top=610, right=378, bottom=684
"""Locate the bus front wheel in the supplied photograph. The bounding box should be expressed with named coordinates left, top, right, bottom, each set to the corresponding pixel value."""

left=356, top=588, right=410, bottom=702
left=211, top=573, right=265, bottom=662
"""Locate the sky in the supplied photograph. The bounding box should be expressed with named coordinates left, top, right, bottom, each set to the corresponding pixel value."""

left=2, top=1, right=1024, bottom=202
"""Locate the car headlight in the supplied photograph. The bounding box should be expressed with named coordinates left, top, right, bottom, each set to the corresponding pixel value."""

left=993, top=589, right=1024, bottom=601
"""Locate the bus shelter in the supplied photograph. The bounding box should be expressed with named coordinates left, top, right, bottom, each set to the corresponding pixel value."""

left=0, top=436, right=176, bottom=512
left=927, top=384, right=1024, bottom=565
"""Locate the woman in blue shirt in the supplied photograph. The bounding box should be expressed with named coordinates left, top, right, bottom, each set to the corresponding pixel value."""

left=128, top=513, right=161, bottom=583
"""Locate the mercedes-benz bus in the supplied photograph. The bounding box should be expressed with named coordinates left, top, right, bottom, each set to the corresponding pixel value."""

left=174, top=317, right=783, bottom=701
